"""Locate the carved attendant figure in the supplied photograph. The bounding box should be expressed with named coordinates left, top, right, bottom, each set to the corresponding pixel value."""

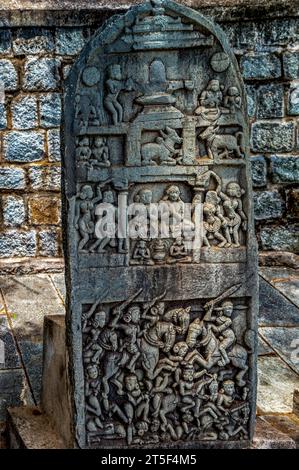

left=219, top=182, right=247, bottom=247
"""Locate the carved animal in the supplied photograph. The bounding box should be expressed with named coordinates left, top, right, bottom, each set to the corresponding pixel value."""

left=200, top=126, right=244, bottom=159
left=141, top=127, right=183, bottom=165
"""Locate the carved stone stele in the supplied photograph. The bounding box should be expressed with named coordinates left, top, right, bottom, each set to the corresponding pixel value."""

left=62, top=0, right=258, bottom=448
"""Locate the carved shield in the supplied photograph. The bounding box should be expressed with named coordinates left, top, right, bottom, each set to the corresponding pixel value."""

left=63, top=0, right=258, bottom=448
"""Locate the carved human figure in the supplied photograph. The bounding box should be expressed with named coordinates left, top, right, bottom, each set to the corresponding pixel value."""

left=75, top=185, right=95, bottom=251
left=83, top=310, right=107, bottom=364
left=217, top=380, right=236, bottom=411
left=199, top=80, right=223, bottom=109
left=161, top=185, right=194, bottom=238
left=202, top=202, right=227, bottom=248
left=210, top=300, right=236, bottom=367
left=85, top=364, right=103, bottom=429
left=75, top=92, right=99, bottom=128
left=104, top=64, right=133, bottom=125
left=219, top=182, right=247, bottom=247
left=115, top=305, right=142, bottom=372
left=168, top=237, right=191, bottom=263
left=224, top=86, right=241, bottom=113
left=90, top=137, right=111, bottom=168
left=131, top=240, right=154, bottom=265
left=177, top=363, right=209, bottom=414
left=76, top=137, right=91, bottom=164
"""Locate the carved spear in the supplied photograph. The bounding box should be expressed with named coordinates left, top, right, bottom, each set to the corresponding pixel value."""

left=203, top=282, right=242, bottom=321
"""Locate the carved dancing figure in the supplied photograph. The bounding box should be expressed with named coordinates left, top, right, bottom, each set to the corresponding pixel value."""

left=219, top=182, right=247, bottom=247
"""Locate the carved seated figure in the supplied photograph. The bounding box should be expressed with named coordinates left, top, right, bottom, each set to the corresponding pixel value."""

left=168, top=237, right=191, bottom=263
left=195, top=79, right=224, bottom=121
left=89, top=137, right=111, bottom=168
left=131, top=240, right=154, bottom=265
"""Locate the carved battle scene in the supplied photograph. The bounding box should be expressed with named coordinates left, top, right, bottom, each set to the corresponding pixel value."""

left=63, top=0, right=258, bottom=448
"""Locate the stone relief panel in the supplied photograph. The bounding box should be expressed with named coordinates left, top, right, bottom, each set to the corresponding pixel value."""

left=82, top=285, right=254, bottom=446
left=63, top=0, right=258, bottom=449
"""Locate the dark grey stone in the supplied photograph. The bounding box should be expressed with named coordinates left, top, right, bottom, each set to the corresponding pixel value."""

left=253, top=190, right=284, bottom=220
left=259, top=276, right=299, bottom=326
left=0, top=369, right=25, bottom=421
left=245, top=85, right=256, bottom=118
left=0, top=168, right=26, bottom=190
left=288, top=84, right=299, bottom=116
left=251, top=122, right=295, bottom=153
left=11, top=95, right=38, bottom=130
left=39, top=93, right=62, bottom=128
left=0, top=317, right=21, bottom=369
left=257, top=84, right=284, bottom=119
left=4, top=131, right=45, bottom=163
left=39, top=230, right=60, bottom=257
left=270, top=155, right=299, bottom=183
left=28, top=166, right=61, bottom=191
left=283, top=52, right=299, bottom=80
left=0, top=29, right=12, bottom=55
left=13, top=28, right=54, bottom=55
left=240, top=54, right=281, bottom=80
left=0, top=103, right=7, bottom=130
left=23, top=57, right=60, bottom=91
left=0, top=59, right=18, bottom=91
left=2, top=195, right=26, bottom=227
left=259, top=327, right=299, bottom=374
left=55, top=28, right=87, bottom=55
left=18, top=340, right=43, bottom=403
left=251, top=155, right=267, bottom=188
left=0, top=230, right=37, bottom=258
left=47, top=129, right=61, bottom=162
left=260, top=225, right=299, bottom=253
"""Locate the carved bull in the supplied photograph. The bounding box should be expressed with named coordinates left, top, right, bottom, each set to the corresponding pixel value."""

left=141, top=126, right=183, bottom=165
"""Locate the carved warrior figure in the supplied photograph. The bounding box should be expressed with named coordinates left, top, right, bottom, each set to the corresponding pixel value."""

left=82, top=284, right=251, bottom=444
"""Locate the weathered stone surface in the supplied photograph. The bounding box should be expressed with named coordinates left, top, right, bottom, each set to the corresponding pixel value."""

left=257, top=356, right=299, bottom=414
left=262, top=414, right=299, bottom=448
left=28, top=196, right=61, bottom=225
left=28, top=166, right=61, bottom=191
left=18, top=340, right=43, bottom=403
left=257, top=334, right=273, bottom=356
left=257, top=84, right=284, bottom=119
left=7, top=406, right=65, bottom=449
left=0, top=231, right=36, bottom=258
left=259, top=327, right=299, bottom=374
left=253, top=190, right=284, bottom=220
left=13, top=28, right=54, bottom=55
left=39, top=93, right=62, bottom=128
left=270, top=155, right=299, bottom=183
left=0, top=274, right=65, bottom=342
left=0, top=317, right=21, bottom=369
left=259, top=251, right=299, bottom=270
left=0, top=104, right=7, bottom=129
left=0, top=370, right=27, bottom=421
left=288, top=83, right=299, bottom=116
left=0, top=29, right=12, bottom=55
left=47, top=129, right=61, bottom=162
left=50, top=273, right=66, bottom=301
left=245, top=85, right=256, bottom=118
left=23, top=57, right=60, bottom=91
left=260, top=267, right=299, bottom=308
left=251, top=155, right=267, bottom=188
left=2, top=195, right=26, bottom=227
left=251, top=122, right=295, bottom=153
left=258, top=276, right=299, bottom=326
left=11, top=95, right=38, bottom=130
left=55, top=28, right=87, bottom=55
left=4, top=131, right=45, bottom=163
left=41, top=316, right=72, bottom=447
left=287, top=189, right=299, bottom=219
left=39, top=230, right=61, bottom=257
left=240, top=54, right=281, bottom=80
left=283, top=52, right=299, bottom=80
left=62, top=0, right=258, bottom=449
left=0, top=59, right=18, bottom=91
left=0, top=168, right=26, bottom=190
left=252, top=417, right=296, bottom=449
left=260, top=225, right=299, bottom=253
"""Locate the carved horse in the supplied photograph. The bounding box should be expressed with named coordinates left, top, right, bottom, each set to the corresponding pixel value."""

left=140, top=320, right=176, bottom=386
left=186, top=318, right=248, bottom=387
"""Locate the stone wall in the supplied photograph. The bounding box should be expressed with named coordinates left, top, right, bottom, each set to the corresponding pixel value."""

left=0, top=1, right=298, bottom=270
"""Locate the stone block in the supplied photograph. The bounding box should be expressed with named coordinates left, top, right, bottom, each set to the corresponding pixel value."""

left=0, top=30, right=12, bottom=55
left=13, top=28, right=54, bottom=55
left=254, top=190, right=284, bottom=220
left=260, top=225, right=299, bottom=252
left=288, top=83, right=299, bottom=116
left=283, top=52, right=299, bottom=80
left=0, top=168, right=26, bottom=190
left=18, top=340, right=43, bottom=403
left=39, top=93, right=61, bottom=128
left=257, top=83, right=284, bottom=119
left=11, top=95, right=38, bottom=130
left=41, top=316, right=72, bottom=448
left=28, top=196, right=61, bottom=225
left=28, top=166, right=61, bottom=191
left=259, top=276, right=299, bottom=326
left=0, top=103, right=7, bottom=129
left=287, top=189, right=299, bottom=218
left=4, top=131, right=45, bottom=163
left=47, top=129, right=61, bottom=162
left=0, top=59, right=18, bottom=91
left=240, top=54, right=281, bottom=80
left=39, top=230, right=61, bottom=257
left=55, top=28, right=86, bottom=55
left=0, top=231, right=37, bottom=258
left=259, top=327, right=299, bottom=374
left=251, top=155, right=267, bottom=188
left=2, top=195, right=26, bottom=227
left=23, top=57, right=59, bottom=91
left=245, top=84, right=256, bottom=118
left=270, top=155, right=299, bottom=183
left=251, top=122, right=295, bottom=153
left=252, top=417, right=296, bottom=449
